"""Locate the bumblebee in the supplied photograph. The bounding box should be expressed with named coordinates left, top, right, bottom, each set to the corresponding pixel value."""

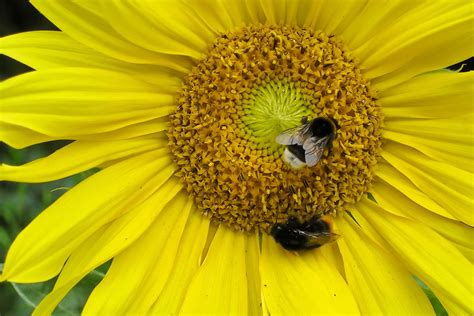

left=271, top=215, right=339, bottom=251
left=276, top=117, right=337, bottom=168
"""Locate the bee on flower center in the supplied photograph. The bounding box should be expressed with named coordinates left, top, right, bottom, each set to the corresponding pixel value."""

left=276, top=117, right=338, bottom=169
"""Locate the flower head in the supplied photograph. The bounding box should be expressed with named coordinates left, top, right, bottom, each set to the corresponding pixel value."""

left=1, top=0, right=473, bottom=314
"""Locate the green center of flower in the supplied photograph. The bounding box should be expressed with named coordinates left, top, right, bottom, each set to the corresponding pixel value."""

left=239, top=79, right=311, bottom=154
left=168, top=25, right=383, bottom=232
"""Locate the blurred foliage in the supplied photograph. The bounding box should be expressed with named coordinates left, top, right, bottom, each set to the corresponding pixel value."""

left=1, top=262, right=109, bottom=316
left=0, top=142, right=104, bottom=315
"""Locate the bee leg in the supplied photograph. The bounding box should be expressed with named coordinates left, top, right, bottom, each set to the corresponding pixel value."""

left=327, top=134, right=336, bottom=157
left=327, top=142, right=334, bottom=157
left=301, top=116, right=309, bottom=124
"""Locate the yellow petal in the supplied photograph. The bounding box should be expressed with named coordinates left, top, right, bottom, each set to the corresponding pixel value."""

left=384, top=116, right=472, bottom=145
left=95, top=1, right=213, bottom=59
left=0, top=138, right=167, bottom=183
left=341, top=1, right=422, bottom=52
left=383, top=130, right=473, bottom=173
left=79, top=119, right=169, bottom=140
left=454, top=243, right=474, bottom=264
left=1, top=118, right=168, bottom=149
left=318, top=239, right=346, bottom=279
left=309, top=0, right=367, bottom=36
left=150, top=209, right=210, bottom=314
left=261, top=0, right=365, bottom=33
left=371, top=180, right=473, bottom=252
left=244, top=233, right=263, bottom=315
left=259, top=0, right=308, bottom=25
left=31, top=225, right=108, bottom=316
left=167, top=0, right=264, bottom=34
left=0, top=31, right=189, bottom=79
left=258, top=0, right=285, bottom=24
left=1, top=150, right=174, bottom=282
left=260, top=235, right=359, bottom=314
left=358, top=2, right=473, bottom=80
left=372, top=38, right=472, bottom=91
left=33, top=178, right=183, bottom=316
left=179, top=225, right=249, bottom=314
left=1, top=68, right=175, bottom=138
left=239, top=0, right=264, bottom=26
left=382, top=141, right=473, bottom=226
left=0, top=31, right=111, bottom=69
left=30, top=0, right=193, bottom=70
left=379, top=71, right=474, bottom=119
left=0, top=122, right=53, bottom=149
left=359, top=199, right=474, bottom=314
left=437, top=292, right=473, bottom=316
left=337, top=214, right=433, bottom=314
left=81, top=191, right=191, bottom=315
left=299, top=0, right=324, bottom=28
left=376, top=161, right=454, bottom=220
left=191, top=0, right=236, bottom=32
left=345, top=207, right=388, bottom=249
left=123, top=196, right=194, bottom=314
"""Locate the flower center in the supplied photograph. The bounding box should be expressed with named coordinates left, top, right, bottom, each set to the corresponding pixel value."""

left=239, top=79, right=311, bottom=154
left=168, top=25, right=382, bottom=232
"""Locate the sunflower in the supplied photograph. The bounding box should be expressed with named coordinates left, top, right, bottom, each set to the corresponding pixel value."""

left=1, top=0, right=473, bottom=314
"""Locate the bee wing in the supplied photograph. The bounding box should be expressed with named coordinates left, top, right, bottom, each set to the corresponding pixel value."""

left=275, top=124, right=311, bottom=145
left=302, top=136, right=330, bottom=167
left=296, top=230, right=339, bottom=248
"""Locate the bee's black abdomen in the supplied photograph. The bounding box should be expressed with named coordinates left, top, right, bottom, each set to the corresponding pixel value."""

left=271, top=223, right=309, bottom=250
left=302, top=216, right=330, bottom=233
left=271, top=215, right=333, bottom=251
left=287, top=144, right=306, bottom=162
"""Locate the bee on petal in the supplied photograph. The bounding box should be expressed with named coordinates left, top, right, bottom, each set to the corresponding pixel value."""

left=271, top=215, right=339, bottom=251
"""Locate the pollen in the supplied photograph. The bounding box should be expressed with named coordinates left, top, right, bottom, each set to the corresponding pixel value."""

left=168, top=25, right=382, bottom=232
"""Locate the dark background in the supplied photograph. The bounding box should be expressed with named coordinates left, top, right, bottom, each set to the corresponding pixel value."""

left=0, top=0, right=57, bottom=79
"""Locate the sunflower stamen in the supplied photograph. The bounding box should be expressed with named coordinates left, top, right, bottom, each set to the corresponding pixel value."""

left=168, top=25, right=382, bottom=232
